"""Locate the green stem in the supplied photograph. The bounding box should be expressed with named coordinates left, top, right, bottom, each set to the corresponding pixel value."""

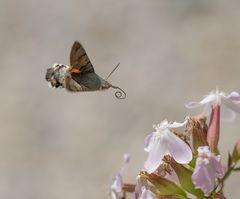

left=215, top=162, right=237, bottom=193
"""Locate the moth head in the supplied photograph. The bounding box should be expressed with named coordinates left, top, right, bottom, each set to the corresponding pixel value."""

left=45, top=63, right=70, bottom=88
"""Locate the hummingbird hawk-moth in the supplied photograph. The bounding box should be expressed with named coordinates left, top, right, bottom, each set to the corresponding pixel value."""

left=45, top=41, right=126, bottom=99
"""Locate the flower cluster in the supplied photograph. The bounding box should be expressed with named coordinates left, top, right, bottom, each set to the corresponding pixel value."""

left=109, top=89, right=240, bottom=199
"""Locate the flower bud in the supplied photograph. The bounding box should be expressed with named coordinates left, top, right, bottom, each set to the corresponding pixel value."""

left=207, top=104, right=220, bottom=152
left=232, top=139, right=240, bottom=163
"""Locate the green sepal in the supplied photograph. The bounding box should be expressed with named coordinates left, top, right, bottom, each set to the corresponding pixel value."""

left=170, top=161, right=204, bottom=198
left=141, top=172, right=187, bottom=198
left=232, top=141, right=240, bottom=163
left=188, top=155, right=197, bottom=168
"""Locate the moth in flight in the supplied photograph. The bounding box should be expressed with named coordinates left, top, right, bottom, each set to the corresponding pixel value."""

left=45, top=41, right=126, bottom=99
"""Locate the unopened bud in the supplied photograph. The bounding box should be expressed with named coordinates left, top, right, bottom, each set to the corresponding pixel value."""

left=207, top=104, right=220, bottom=152
left=232, top=139, right=240, bottom=163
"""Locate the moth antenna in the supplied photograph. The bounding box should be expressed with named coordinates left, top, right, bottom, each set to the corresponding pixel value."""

left=106, top=62, right=120, bottom=80
left=110, top=85, right=126, bottom=99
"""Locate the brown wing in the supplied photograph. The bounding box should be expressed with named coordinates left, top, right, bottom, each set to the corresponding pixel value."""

left=70, top=41, right=95, bottom=73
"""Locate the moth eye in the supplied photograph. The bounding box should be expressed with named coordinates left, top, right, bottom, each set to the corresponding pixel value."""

left=55, top=82, right=61, bottom=88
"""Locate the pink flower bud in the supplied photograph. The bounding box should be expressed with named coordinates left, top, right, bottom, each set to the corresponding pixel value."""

left=207, top=104, right=220, bottom=152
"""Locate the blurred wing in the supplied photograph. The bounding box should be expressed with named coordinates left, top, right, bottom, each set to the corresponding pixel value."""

left=70, top=41, right=95, bottom=73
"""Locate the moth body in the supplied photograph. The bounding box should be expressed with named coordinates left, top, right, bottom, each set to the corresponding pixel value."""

left=65, top=71, right=111, bottom=92
left=45, top=41, right=126, bottom=99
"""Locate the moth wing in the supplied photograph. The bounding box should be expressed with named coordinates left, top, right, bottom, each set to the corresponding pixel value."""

left=70, top=41, right=95, bottom=73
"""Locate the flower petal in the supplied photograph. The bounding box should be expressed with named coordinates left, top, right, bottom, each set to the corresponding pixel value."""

left=159, top=120, right=169, bottom=127
left=144, top=137, right=167, bottom=173
left=185, top=92, right=216, bottom=112
left=222, top=96, right=240, bottom=113
left=110, top=190, right=118, bottom=199
left=168, top=120, right=187, bottom=129
left=200, top=92, right=216, bottom=104
left=123, top=154, right=130, bottom=163
left=211, top=156, right=224, bottom=178
left=185, top=101, right=204, bottom=109
left=144, top=133, right=154, bottom=152
left=165, top=130, right=192, bottom=164
left=140, top=187, right=155, bottom=199
left=192, top=147, right=224, bottom=195
left=201, top=103, right=212, bottom=116
left=111, top=174, right=122, bottom=193
left=192, top=162, right=215, bottom=194
left=226, top=91, right=240, bottom=102
left=120, top=154, right=130, bottom=175
left=221, top=106, right=236, bottom=122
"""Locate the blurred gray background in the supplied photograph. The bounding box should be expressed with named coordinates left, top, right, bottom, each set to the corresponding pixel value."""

left=0, top=0, right=240, bottom=198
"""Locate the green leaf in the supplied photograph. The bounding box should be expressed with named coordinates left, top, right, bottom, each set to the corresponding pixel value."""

left=141, top=172, right=187, bottom=198
left=149, top=186, right=184, bottom=199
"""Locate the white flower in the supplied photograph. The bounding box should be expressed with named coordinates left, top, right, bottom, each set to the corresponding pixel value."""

left=185, top=89, right=240, bottom=121
left=144, top=119, right=192, bottom=173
